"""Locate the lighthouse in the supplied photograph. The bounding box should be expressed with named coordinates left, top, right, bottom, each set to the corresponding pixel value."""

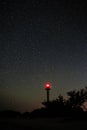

left=45, top=82, right=51, bottom=103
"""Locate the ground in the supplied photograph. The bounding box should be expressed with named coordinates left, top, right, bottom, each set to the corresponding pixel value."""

left=0, top=118, right=87, bottom=130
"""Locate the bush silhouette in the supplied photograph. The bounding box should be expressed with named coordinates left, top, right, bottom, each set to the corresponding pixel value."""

left=0, top=110, right=21, bottom=118
left=41, top=87, right=87, bottom=118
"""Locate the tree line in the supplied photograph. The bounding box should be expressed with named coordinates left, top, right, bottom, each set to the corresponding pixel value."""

left=1, top=87, right=87, bottom=119
left=31, top=87, right=87, bottom=118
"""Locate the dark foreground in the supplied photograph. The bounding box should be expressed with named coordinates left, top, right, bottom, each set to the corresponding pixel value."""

left=0, top=118, right=87, bottom=130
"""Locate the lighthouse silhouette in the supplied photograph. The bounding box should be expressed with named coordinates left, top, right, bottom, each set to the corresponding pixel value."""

left=45, top=82, right=51, bottom=103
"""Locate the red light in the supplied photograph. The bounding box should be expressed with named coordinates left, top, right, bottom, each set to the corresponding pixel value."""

left=45, top=82, right=51, bottom=90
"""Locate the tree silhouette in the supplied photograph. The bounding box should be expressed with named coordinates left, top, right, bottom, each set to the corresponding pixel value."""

left=42, top=95, right=66, bottom=117
left=42, top=87, right=87, bottom=117
left=66, top=87, right=87, bottom=110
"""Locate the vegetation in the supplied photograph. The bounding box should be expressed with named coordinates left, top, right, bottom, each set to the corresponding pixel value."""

left=41, top=87, right=87, bottom=118
left=1, top=87, right=87, bottom=119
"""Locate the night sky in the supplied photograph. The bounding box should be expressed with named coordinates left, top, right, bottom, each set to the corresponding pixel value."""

left=0, top=0, right=87, bottom=112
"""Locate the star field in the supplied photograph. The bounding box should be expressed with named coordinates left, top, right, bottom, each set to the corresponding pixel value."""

left=0, top=0, right=87, bottom=112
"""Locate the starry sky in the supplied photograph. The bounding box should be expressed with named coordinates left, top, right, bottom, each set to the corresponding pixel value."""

left=0, top=0, right=87, bottom=112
